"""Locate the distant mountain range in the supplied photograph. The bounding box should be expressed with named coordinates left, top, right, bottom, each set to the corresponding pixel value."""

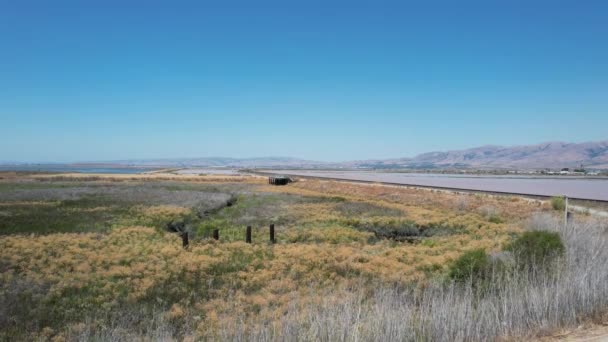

left=342, top=141, right=608, bottom=170
left=3, top=141, right=608, bottom=170
left=105, top=141, right=608, bottom=170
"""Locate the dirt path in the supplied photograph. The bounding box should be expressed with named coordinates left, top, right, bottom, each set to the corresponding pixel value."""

left=569, top=205, right=608, bottom=218
left=540, top=324, right=608, bottom=341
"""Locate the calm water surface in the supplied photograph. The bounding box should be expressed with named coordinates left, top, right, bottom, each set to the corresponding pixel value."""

left=269, top=170, right=608, bottom=201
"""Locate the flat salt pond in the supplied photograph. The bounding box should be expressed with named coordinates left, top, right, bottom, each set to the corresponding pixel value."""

left=267, top=170, right=608, bottom=201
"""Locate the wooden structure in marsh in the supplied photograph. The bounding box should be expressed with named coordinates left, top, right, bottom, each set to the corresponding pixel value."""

left=181, top=224, right=277, bottom=248
left=268, top=176, right=292, bottom=185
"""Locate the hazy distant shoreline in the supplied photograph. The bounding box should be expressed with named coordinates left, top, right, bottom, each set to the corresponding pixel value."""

left=0, top=164, right=160, bottom=174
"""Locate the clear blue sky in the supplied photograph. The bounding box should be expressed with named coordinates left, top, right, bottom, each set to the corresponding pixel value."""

left=1, top=1, right=607, bottom=163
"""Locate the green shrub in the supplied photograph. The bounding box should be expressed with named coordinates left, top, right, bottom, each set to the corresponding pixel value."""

left=506, top=231, right=565, bottom=267
left=488, top=215, right=503, bottom=224
left=448, top=249, right=490, bottom=283
left=551, top=196, right=565, bottom=211
left=354, top=220, right=466, bottom=242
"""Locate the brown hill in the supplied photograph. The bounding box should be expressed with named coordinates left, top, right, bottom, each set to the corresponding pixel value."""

left=350, top=141, right=608, bottom=169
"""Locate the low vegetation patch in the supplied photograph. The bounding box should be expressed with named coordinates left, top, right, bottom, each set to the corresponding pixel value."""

left=333, top=201, right=404, bottom=218
left=448, top=230, right=565, bottom=285
left=506, top=230, right=564, bottom=268
left=551, top=195, right=566, bottom=211
left=353, top=220, right=467, bottom=242
left=0, top=196, right=131, bottom=234
left=447, top=248, right=490, bottom=283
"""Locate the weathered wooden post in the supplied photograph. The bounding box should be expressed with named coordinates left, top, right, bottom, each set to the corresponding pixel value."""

left=182, top=232, right=189, bottom=248
left=246, top=225, right=252, bottom=243
left=564, top=196, right=569, bottom=226
left=213, top=229, right=219, bottom=240
left=269, top=224, right=275, bottom=243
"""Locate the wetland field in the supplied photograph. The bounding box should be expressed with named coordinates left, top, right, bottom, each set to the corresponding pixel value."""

left=0, top=171, right=607, bottom=341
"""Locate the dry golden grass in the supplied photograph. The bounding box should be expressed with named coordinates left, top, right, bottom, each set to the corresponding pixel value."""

left=0, top=226, right=512, bottom=340
left=264, top=179, right=546, bottom=221
left=0, top=172, right=21, bottom=180
left=25, top=172, right=266, bottom=183
left=260, top=179, right=537, bottom=244
left=134, top=205, right=191, bottom=217
left=0, top=173, right=556, bottom=340
left=0, top=201, right=60, bottom=207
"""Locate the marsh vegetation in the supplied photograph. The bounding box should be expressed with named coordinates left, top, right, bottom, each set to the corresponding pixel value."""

left=0, top=172, right=606, bottom=341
